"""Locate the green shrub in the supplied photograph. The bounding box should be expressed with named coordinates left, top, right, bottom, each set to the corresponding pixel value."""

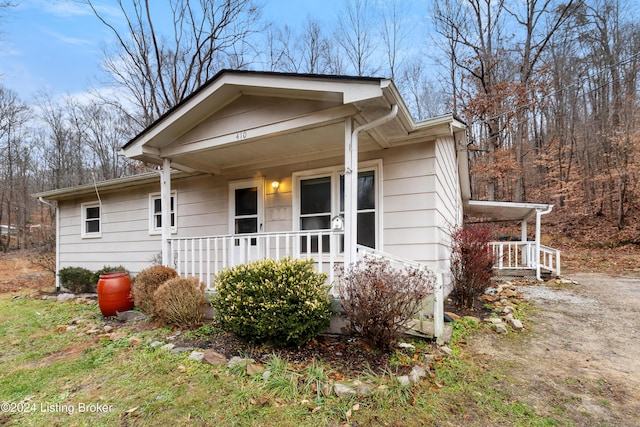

left=59, top=266, right=95, bottom=293
left=132, top=265, right=178, bottom=313
left=153, top=276, right=208, bottom=328
left=336, top=256, right=435, bottom=351
left=91, top=265, right=129, bottom=286
left=212, top=258, right=331, bottom=347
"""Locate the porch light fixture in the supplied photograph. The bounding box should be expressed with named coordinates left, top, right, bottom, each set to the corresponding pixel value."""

left=271, top=181, right=280, bottom=192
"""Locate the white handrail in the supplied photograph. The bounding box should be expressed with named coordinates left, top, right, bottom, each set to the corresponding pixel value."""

left=169, top=230, right=344, bottom=290
left=489, top=241, right=561, bottom=277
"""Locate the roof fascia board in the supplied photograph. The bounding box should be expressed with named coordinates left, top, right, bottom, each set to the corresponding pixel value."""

left=466, top=200, right=553, bottom=221
left=32, top=171, right=192, bottom=201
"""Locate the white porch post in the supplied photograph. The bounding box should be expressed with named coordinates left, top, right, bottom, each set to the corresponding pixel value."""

left=535, top=205, right=554, bottom=280
left=344, top=118, right=356, bottom=267
left=535, top=209, right=542, bottom=280
left=521, top=219, right=528, bottom=266
left=161, top=158, right=172, bottom=266
left=344, top=105, right=399, bottom=267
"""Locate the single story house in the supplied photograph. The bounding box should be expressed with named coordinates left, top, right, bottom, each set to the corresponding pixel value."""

left=34, top=70, right=560, bottom=302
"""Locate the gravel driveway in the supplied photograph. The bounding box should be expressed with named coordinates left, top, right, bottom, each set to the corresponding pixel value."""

left=468, top=273, right=640, bottom=426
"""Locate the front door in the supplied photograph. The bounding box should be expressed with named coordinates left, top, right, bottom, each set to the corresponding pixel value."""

left=229, top=178, right=264, bottom=265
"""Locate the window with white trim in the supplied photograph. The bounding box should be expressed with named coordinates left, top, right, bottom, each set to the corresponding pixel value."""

left=149, top=192, right=177, bottom=234
left=294, top=161, right=380, bottom=252
left=81, top=202, right=101, bottom=238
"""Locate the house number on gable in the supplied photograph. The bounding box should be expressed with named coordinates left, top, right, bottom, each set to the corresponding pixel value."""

left=236, top=131, right=247, bottom=140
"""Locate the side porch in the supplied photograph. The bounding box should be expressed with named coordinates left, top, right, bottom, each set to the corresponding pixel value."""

left=465, top=200, right=561, bottom=280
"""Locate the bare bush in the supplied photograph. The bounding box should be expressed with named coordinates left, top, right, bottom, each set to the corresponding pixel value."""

left=153, top=276, right=208, bottom=328
left=449, top=225, right=494, bottom=309
left=132, top=265, right=178, bottom=313
left=337, top=256, right=435, bottom=351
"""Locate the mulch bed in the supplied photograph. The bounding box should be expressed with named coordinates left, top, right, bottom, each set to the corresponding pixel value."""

left=172, top=331, right=418, bottom=377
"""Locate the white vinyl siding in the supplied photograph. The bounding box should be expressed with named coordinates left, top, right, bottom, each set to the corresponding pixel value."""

left=55, top=139, right=463, bottom=279
left=381, top=143, right=440, bottom=265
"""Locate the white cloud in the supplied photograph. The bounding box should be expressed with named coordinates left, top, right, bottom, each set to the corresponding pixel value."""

left=42, top=28, right=92, bottom=46
left=24, top=0, right=93, bottom=17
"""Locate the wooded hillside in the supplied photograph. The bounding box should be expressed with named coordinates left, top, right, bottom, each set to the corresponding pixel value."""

left=1, top=0, right=638, bottom=257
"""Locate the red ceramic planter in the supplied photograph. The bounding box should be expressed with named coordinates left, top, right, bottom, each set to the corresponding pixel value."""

left=97, top=272, right=134, bottom=317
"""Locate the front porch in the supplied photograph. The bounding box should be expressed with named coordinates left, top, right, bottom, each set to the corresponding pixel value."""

left=168, top=228, right=560, bottom=292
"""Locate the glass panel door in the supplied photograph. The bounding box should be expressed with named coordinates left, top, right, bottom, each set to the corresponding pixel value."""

left=229, top=179, right=264, bottom=263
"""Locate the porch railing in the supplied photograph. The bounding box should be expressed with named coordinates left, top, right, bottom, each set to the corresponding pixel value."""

left=490, top=241, right=561, bottom=277
left=169, top=230, right=344, bottom=290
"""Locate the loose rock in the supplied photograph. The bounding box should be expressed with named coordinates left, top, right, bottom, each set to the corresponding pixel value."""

left=246, top=363, right=266, bottom=376
left=355, top=382, right=376, bottom=397
left=507, top=317, right=524, bottom=330
left=227, top=356, right=254, bottom=369
left=397, top=376, right=411, bottom=387
left=495, top=323, right=508, bottom=334
left=57, top=293, right=75, bottom=302
left=334, top=383, right=357, bottom=397
left=439, top=346, right=453, bottom=356
left=116, top=311, right=147, bottom=323
left=189, top=351, right=205, bottom=361
left=408, top=365, right=428, bottom=383
left=202, top=349, right=227, bottom=366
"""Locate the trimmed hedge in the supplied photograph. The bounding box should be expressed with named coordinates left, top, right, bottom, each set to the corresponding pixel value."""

left=59, top=267, right=95, bottom=293
left=212, top=258, right=331, bottom=347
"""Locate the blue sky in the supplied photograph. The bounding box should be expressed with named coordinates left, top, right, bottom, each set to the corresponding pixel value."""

left=0, top=0, right=429, bottom=101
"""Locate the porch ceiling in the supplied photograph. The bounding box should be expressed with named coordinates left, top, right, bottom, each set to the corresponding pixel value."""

left=465, top=200, right=553, bottom=222
left=163, top=122, right=389, bottom=173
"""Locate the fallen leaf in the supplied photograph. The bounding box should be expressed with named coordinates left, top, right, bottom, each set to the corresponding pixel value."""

left=125, top=407, right=138, bottom=414
left=352, top=403, right=360, bottom=411
left=311, top=406, right=321, bottom=413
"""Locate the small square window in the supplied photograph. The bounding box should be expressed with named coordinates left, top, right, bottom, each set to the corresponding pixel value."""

left=81, top=202, right=101, bottom=238
left=149, top=192, right=177, bottom=234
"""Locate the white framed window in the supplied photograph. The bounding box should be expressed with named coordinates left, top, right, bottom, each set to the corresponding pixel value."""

left=81, top=202, right=101, bottom=238
left=293, top=160, right=382, bottom=251
left=149, top=191, right=177, bottom=234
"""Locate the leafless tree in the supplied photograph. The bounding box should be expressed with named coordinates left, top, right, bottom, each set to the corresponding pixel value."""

left=379, top=0, right=408, bottom=80
left=0, top=86, right=31, bottom=252
left=334, top=0, right=380, bottom=76
left=299, top=18, right=331, bottom=74
left=83, top=0, right=262, bottom=126
left=398, top=59, right=449, bottom=121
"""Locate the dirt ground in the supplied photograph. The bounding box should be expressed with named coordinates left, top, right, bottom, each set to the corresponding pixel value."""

left=2, top=252, right=640, bottom=425
left=0, top=252, right=53, bottom=294
left=469, top=272, right=640, bottom=426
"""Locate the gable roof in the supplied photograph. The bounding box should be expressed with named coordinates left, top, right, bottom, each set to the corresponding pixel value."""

left=120, top=70, right=468, bottom=176
left=37, top=71, right=470, bottom=201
